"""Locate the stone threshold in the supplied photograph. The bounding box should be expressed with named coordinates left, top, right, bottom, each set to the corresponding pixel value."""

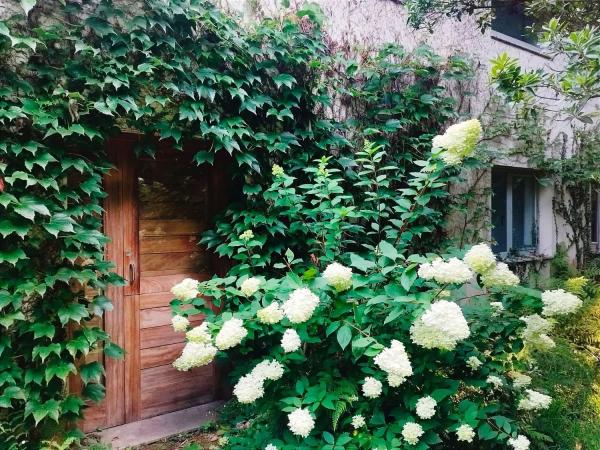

left=96, top=401, right=225, bottom=449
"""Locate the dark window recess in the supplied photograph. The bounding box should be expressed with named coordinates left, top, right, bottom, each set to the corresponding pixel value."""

left=492, top=169, right=537, bottom=254
left=592, top=189, right=598, bottom=244
left=491, top=0, right=536, bottom=45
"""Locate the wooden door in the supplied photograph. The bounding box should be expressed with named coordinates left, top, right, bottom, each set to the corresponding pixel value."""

left=84, top=135, right=228, bottom=430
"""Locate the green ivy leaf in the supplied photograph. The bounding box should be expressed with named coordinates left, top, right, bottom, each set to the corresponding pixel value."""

left=26, top=399, right=61, bottom=425
left=0, top=219, right=31, bottom=238
left=57, top=303, right=89, bottom=325
left=0, top=248, right=28, bottom=265
left=82, top=383, right=105, bottom=402
left=32, top=343, right=62, bottom=363
left=104, top=342, right=125, bottom=359
left=79, top=361, right=104, bottom=384
left=336, top=325, right=352, bottom=350
left=14, top=196, right=50, bottom=221
left=44, top=360, right=76, bottom=383
left=43, top=213, right=75, bottom=237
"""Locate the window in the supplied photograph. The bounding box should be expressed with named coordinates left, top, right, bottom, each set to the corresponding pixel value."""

left=491, top=169, right=537, bottom=254
left=491, top=0, right=536, bottom=45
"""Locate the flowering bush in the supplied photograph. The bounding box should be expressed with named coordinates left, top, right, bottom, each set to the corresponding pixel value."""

left=169, top=122, right=582, bottom=449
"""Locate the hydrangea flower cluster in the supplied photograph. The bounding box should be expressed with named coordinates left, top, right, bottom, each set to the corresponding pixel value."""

left=456, top=424, right=475, bottom=442
left=322, top=262, right=353, bottom=291
left=486, top=375, right=504, bottom=389
left=481, top=262, right=520, bottom=288
left=233, top=359, right=284, bottom=404
left=540, top=288, right=582, bottom=316
left=373, top=340, right=413, bottom=386
left=265, top=444, right=278, bottom=450
left=410, top=300, right=470, bottom=350
left=401, top=422, right=424, bottom=445
left=239, top=229, right=254, bottom=241
left=518, top=389, right=552, bottom=411
left=432, top=119, right=482, bottom=165
left=287, top=408, right=315, bottom=438
left=240, top=277, right=261, bottom=297
left=415, top=396, right=437, bottom=419
left=351, top=414, right=366, bottom=429
left=417, top=257, right=473, bottom=284
left=171, top=278, right=199, bottom=301
left=215, top=318, right=247, bottom=350
left=466, top=355, right=482, bottom=370
left=520, top=314, right=555, bottom=349
left=171, top=314, right=190, bottom=332
left=280, top=328, right=301, bottom=353
left=463, top=243, right=496, bottom=274
left=508, top=435, right=531, bottom=450
left=186, top=322, right=211, bottom=344
left=271, top=164, right=284, bottom=177
left=257, top=302, right=284, bottom=324
left=511, top=372, right=532, bottom=389
left=362, top=376, right=383, bottom=398
left=172, top=342, right=217, bottom=371
left=281, top=288, right=320, bottom=323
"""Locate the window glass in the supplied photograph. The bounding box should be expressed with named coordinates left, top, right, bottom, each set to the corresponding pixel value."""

left=491, top=169, right=537, bottom=254
left=491, top=0, right=536, bottom=44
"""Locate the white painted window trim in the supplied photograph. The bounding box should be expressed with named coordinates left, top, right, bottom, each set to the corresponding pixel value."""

left=592, top=188, right=600, bottom=252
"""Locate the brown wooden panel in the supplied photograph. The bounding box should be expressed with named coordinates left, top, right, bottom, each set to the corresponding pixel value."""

left=140, top=319, right=202, bottom=349
left=140, top=342, right=185, bottom=369
left=140, top=235, right=199, bottom=254
left=139, top=292, right=175, bottom=309
left=140, top=364, right=214, bottom=419
left=139, top=201, right=206, bottom=220
left=139, top=272, right=208, bottom=295
left=140, top=252, right=207, bottom=274
left=82, top=401, right=107, bottom=432
left=140, top=306, right=204, bottom=329
left=124, top=294, right=141, bottom=422
left=139, top=219, right=205, bottom=238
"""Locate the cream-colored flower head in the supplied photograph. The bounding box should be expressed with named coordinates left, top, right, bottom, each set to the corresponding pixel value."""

left=432, top=119, right=482, bottom=165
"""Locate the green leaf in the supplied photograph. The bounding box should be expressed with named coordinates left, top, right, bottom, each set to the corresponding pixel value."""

left=349, top=253, right=376, bottom=272
left=57, top=303, right=89, bottom=325
left=0, top=311, right=25, bottom=328
left=0, top=248, right=27, bottom=265
left=14, top=196, right=50, bottom=221
left=79, top=361, right=104, bottom=384
left=82, top=382, right=105, bottom=402
left=26, top=399, right=61, bottom=425
left=0, top=219, right=30, bottom=238
left=45, top=360, right=76, bottom=383
left=43, top=213, right=75, bottom=237
left=378, top=241, right=398, bottom=260
left=104, top=342, right=125, bottom=359
left=336, top=325, right=352, bottom=350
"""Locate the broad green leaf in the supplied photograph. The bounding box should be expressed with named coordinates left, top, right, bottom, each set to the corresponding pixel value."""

left=45, top=361, right=76, bottom=383
left=57, top=303, right=89, bottom=325
left=378, top=240, right=398, bottom=260
left=0, top=248, right=27, bottom=265
left=20, top=0, right=37, bottom=16
left=349, top=253, right=376, bottom=272
left=336, top=325, right=352, bottom=350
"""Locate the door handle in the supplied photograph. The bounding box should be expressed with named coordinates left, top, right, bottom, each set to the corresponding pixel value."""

left=129, top=262, right=136, bottom=285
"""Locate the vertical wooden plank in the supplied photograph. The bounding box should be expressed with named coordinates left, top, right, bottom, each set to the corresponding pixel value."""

left=101, top=144, right=126, bottom=428
left=124, top=294, right=141, bottom=421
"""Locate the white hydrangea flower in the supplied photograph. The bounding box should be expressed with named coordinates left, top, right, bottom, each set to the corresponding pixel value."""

left=481, top=263, right=520, bottom=288
left=257, top=302, right=284, bottom=324
left=215, top=318, right=247, bottom=350
left=490, top=301, right=505, bottom=314
left=432, top=118, right=482, bottom=165
left=171, top=278, right=199, bottom=300
left=456, top=424, right=475, bottom=443
left=186, top=322, right=211, bottom=344
left=541, top=289, right=582, bottom=317
left=253, top=359, right=284, bottom=381
left=239, top=230, right=254, bottom=241
left=282, top=288, right=320, bottom=323
left=281, top=328, right=301, bottom=353
left=417, top=257, right=473, bottom=284
left=466, top=356, right=483, bottom=370
left=520, top=314, right=555, bottom=349
left=287, top=408, right=315, bottom=438
left=217, top=436, right=228, bottom=446
left=410, top=301, right=470, bottom=350
left=272, top=164, right=284, bottom=177
left=351, top=414, right=366, bottom=429
left=518, top=389, right=552, bottom=411
left=415, top=396, right=437, bottom=419
left=265, top=444, right=278, bottom=450
left=486, top=375, right=503, bottom=389
left=374, top=340, right=413, bottom=387
left=511, top=373, right=532, bottom=389
left=323, top=262, right=353, bottom=291
left=240, top=277, right=261, bottom=297
left=464, top=243, right=496, bottom=274
left=171, top=314, right=190, bottom=332
left=362, top=376, right=383, bottom=398
left=402, top=422, right=424, bottom=445
left=173, top=342, right=217, bottom=371
left=233, top=372, right=265, bottom=404
left=508, top=435, right=530, bottom=450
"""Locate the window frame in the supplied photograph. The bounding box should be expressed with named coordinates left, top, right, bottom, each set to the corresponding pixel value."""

left=591, top=188, right=600, bottom=252
left=492, top=168, right=539, bottom=257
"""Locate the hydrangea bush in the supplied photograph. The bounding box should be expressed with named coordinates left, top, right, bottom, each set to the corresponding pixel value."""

left=169, top=121, right=582, bottom=449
